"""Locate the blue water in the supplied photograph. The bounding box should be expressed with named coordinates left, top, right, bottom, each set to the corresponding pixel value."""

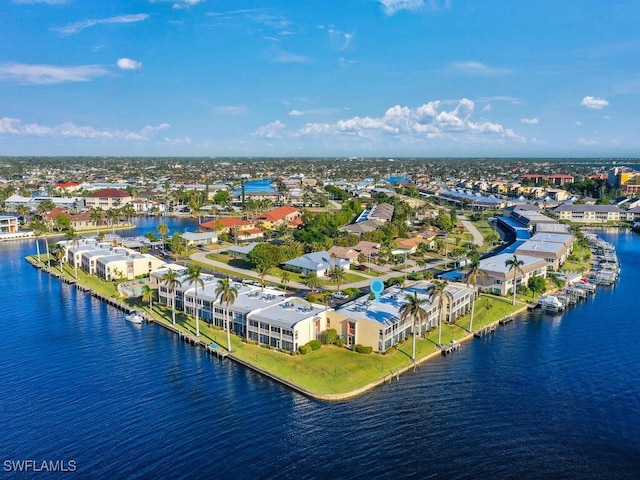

left=1, top=225, right=639, bottom=478
left=232, top=179, right=275, bottom=196
left=386, top=176, right=409, bottom=184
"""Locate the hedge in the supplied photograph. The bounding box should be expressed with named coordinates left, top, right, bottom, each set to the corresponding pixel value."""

left=354, top=344, right=373, bottom=354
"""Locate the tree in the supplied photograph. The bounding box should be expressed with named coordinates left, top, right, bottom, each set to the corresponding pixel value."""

left=185, top=265, right=205, bottom=337
left=399, top=291, right=430, bottom=360
left=169, top=232, right=186, bottom=260
left=215, top=277, right=238, bottom=352
left=53, top=214, right=71, bottom=233
left=505, top=254, right=525, bottom=306
left=431, top=280, right=451, bottom=346
left=50, top=243, right=65, bottom=273
left=280, top=271, right=291, bottom=293
left=66, top=229, right=80, bottom=279
left=213, top=190, right=231, bottom=206
left=465, top=253, right=486, bottom=332
left=141, top=284, right=154, bottom=308
left=90, top=207, right=104, bottom=235
left=328, top=265, right=347, bottom=292
left=527, top=275, right=546, bottom=296
left=248, top=243, right=281, bottom=270
left=303, top=271, right=319, bottom=293
left=255, top=264, right=271, bottom=290
left=161, top=269, right=182, bottom=325
left=157, top=223, right=169, bottom=253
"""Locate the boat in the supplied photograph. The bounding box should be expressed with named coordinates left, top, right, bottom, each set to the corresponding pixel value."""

left=539, top=295, right=564, bottom=313
left=125, top=310, right=144, bottom=324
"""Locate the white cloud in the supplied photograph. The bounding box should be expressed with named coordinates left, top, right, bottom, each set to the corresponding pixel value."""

left=0, top=116, right=171, bottom=141
left=379, top=0, right=425, bottom=15
left=449, top=61, right=512, bottom=77
left=295, top=98, right=524, bottom=142
left=0, top=62, right=109, bottom=84
left=578, top=138, right=599, bottom=146
left=289, top=110, right=304, bottom=116
left=56, top=13, right=149, bottom=35
left=581, top=96, right=609, bottom=110
left=214, top=106, right=247, bottom=116
left=149, top=0, right=204, bottom=8
left=253, top=120, right=285, bottom=138
left=521, top=117, right=539, bottom=125
left=272, top=50, right=311, bottom=64
left=117, top=58, right=142, bottom=70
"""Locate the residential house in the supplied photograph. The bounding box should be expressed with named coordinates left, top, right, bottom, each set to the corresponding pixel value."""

left=256, top=206, right=301, bottom=230
left=282, top=251, right=350, bottom=277
left=85, top=188, right=134, bottom=211
left=200, top=217, right=264, bottom=241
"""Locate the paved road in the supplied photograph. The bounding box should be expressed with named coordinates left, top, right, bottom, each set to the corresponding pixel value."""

left=189, top=251, right=451, bottom=291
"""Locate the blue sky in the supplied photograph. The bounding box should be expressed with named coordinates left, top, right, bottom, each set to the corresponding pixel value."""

left=1, top=0, right=639, bottom=157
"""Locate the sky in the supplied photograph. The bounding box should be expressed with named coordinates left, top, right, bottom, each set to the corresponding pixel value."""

left=1, top=0, right=639, bottom=158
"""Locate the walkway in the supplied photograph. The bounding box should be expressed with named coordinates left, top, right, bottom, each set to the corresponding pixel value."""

left=458, top=214, right=484, bottom=247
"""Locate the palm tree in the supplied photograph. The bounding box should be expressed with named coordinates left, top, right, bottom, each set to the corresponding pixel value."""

left=157, top=223, right=169, bottom=253
left=465, top=253, right=486, bottom=332
left=66, top=229, right=80, bottom=279
left=399, top=291, right=430, bottom=360
left=161, top=269, right=182, bottom=325
left=90, top=207, right=104, bottom=235
left=30, top=218, right=47, bottom=263
left=50, top=243, right=65, bottom=273
left=328, top=265, right=347, bottom=292
left=303, top=271, right=319, bottom=293
left=505, top=254, right=525, bottom=306
left=185, top=264, right=205, bottom=337
left=215, top=277, right=238, bottom=352
left=431, top=280, right=450, bottom=347
left=141, top=284, right=154, bottom=309
left=255, top=264, right=271, bottom=290
left=280, top=271, right=291, bottom=293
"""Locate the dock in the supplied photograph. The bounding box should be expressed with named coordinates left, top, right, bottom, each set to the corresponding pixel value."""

left=440, top=340, right=460, bottom=355
left=473, top=323, right=497, bottom=338
left=205, top=343, right=229, bottom=359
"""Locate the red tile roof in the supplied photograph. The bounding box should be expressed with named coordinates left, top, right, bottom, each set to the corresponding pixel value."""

left=258, top=205, right=300, bottom=222
left=201, top=217, right=253, bottom=230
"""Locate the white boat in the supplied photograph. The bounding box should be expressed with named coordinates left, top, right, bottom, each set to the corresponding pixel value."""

left=539, top=295, right=564, bottom=313
left=125, top=310, right=144, bottom=324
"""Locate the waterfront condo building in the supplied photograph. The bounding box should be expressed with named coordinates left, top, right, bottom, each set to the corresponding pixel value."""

left=329, top=281, right=474, bottom=352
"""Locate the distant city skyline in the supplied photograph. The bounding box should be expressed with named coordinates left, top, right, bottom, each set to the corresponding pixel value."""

left=1, top=1, right=639, bottom=157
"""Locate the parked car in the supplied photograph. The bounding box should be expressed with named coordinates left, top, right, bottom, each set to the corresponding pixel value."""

left=331, top=292, right=348, bottom=300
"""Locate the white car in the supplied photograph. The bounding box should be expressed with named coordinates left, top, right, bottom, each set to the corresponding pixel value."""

left=331, top=292, right=348, bottom=300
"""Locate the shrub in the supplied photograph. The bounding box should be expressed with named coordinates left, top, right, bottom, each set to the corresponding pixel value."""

left=335, top=338, right=345, bottom=348
left=354, top=344, right=373, bottom=354
left=343, top=287, right=360, bottom=298
left=321, top=328, right=338, bottom=345
left=298, top=344, right=312, bottom=355
left=308, top=340, right=322, bottom=351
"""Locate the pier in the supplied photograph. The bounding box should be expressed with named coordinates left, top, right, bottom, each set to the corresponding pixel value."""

left=205, top=343, right=229, bottom=359
left=474, top=323, right=497, bottom=338
left=440, top=340, right=460, bottom=355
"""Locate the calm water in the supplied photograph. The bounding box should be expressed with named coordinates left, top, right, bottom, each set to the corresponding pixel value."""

left=1, top=222, right=639, bottom=479
left=232, top=179, right=275, bottom=196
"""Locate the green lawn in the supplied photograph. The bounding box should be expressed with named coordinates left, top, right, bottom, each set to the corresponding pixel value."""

left=31, top=255, right=530, bottom=398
